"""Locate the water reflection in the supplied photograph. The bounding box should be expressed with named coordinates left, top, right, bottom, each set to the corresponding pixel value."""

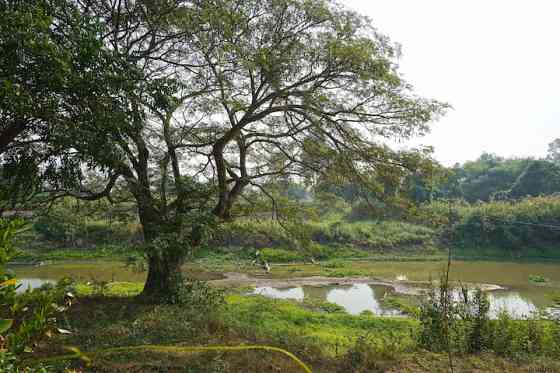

left=251, top=284, right=542, bottom=318
left=488, top=291, right=538, bottom=318
left=253, top=286, right=304, bottom=301
left=326, top=284, right=399, bottom=315
left=16, top=278, right=54, bottom=293
left=252, top=283, right=400, bottom=316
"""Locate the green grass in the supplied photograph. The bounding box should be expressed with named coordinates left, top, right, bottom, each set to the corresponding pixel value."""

left=452, top=246, right=560, bottom=261
left=13, top=244, right=140, bottom=263
left=70, top=281, right=418, bottom=357
left=19, top=279, right=560, bottom=372
left=310, top=219, right=438, bottom=251
left=222, top=294, right=417, bottom=356
left=379, top=295, right=419, bottom=316
left=75, top=281, right=144, bottom=297
left=529, top=274, right=547, bottom=283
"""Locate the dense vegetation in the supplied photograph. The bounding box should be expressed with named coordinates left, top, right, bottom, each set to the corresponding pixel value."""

left=19, top=192, right=560, bottom=263
left=2, top=0, right=560, bottom=371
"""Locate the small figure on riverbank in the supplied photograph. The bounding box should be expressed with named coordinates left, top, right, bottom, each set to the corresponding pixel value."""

left=252, top=250, right=270, bottom=273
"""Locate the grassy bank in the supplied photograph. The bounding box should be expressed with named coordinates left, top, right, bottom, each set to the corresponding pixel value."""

left=12, top=245, right=142, bottom=263
left=18, top=283, right=560, bottom=372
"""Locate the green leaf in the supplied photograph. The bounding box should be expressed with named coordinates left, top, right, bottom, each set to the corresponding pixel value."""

left=0, top=319, right=13, bottom=334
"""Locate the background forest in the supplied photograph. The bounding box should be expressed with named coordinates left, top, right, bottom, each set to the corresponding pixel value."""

left=20, top=145, right=560, bottom=261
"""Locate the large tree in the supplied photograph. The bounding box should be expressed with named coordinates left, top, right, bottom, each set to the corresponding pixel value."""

left=19, top=0, right=447, bottom=299
left=509, top=160, right=560, bottom=199
left=441, top=153, right=532, bottom=202
left=0, top=0, right=136, bottom=207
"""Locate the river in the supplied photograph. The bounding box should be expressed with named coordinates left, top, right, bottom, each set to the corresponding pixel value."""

left=10, top=259, right=560, bottom=318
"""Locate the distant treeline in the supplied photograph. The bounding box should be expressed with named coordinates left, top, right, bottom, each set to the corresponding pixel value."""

left=435, top=153, right=560, bottom=203
left=13, top=149, right=560, bottom=258
left=416, top=196, right=560, bottom=254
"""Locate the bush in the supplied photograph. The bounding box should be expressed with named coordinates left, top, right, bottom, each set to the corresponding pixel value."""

left=260, top=248, right=305, bottom=263
left=166, top=278, right=225, bottom=316
left=452, top=196, right=560, bottom=251
left=419, top=280, right=492, bottom=354
left=315, top=220, right=436, bottom=251
left=33, top=216, right=66, bottom=242
left=529, top=275, right=547, bottom=283
left=417, top=278, right=560, bottom=358
left=213, top=220, right=292, bottom=248
left=5, top=278, right=76, bottom=354
left=340, top=333, right=410, bottom=373
left=212, top=217, right=437, bottom=255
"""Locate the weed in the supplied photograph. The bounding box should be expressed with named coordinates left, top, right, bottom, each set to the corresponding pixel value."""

left=529, top=275, right=547, bottom=283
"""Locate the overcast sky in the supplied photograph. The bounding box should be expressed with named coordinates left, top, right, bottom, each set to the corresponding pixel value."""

left=344, top=0, right=560, bottom=166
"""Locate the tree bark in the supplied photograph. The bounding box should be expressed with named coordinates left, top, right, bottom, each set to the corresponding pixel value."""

left=135, top=203, right=186, bottom=301
left=141, top=251, right=184, bottom=300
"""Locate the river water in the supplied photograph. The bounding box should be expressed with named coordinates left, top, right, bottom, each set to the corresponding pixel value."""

left=9, top=260, right=560, bottom=318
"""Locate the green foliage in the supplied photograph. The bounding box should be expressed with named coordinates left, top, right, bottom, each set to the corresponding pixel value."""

left=222, top=294, right=416, bottom=356
left=451, top=196, right=560, bottom=251
left=0, top=218, right=75, bottom=372
left=260, top=248, right=305, bottom=263
left=5, top=279, right=75, bottom=354
left=0, top=218, right=26, bottom=340
left=30, top=198, right=140, bottom=247
left=213, top=218, right=436, bottom=260
left=455, top=288, right=492, bottom=353
left=509, top=160, right=560, bottom=199
left=417, top=278, right=453, bottom=352
left=491, top=311, right=555, bottom=358
left=74, top=281, right=143, bottom=297
left=33, top=216, right=66, bottom=242
left=339, top=333, right=411, bottom=372
left=529, top=275, right=547, bottom=283
left=0, top=0, right=136, bottom=206
left=0, top=219, right=73, bottom=373
left=379, top=296, right=419, bottom=317
left=417, top=278, right=560, bottom=358
left=213, top=220, right=293, bottom=249
left=16, top=245, right=140, bottom=263
left=313, top=220, right=436, bottom=251
left=165, top=279, right=225, bottom=316
left=440, top=154, right=532, bottom=202
left=418, top=280, right=492, bottom=354
left=414, top=196, right=560, bottom=256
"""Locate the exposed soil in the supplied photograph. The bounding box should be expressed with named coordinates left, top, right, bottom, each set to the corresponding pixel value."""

left=209, top=272, right=505, bottom=295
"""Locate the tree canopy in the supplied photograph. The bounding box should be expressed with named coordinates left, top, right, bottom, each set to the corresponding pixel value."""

left=2, top=0, right=447, bottom=299
left=0, top=0, right=136, bottom=207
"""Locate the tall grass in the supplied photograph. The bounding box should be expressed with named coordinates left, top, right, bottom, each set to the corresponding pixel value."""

left=212, top=218, right=437, bottom=254
left=416, top=196, right=560, bottom=255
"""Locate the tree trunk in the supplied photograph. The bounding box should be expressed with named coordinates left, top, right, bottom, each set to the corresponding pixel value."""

left=140, top=253, right=184, bottom=301
left=135, top=205, right=186, bottom=302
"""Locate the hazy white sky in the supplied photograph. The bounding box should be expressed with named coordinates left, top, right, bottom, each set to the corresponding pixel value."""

left=344, top=0, right=560, bottom=165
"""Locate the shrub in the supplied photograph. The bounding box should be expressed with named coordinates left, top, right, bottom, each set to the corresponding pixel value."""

left=417, top=279, right=452, bottom=352
left=418, top=280, right=492, bottom=354
left=5, top=278, right=76, bottom=354
left=33, top=216, right=66, bottom=242
left=452, top=196, right=560, bottom=251
left=340, top=333, right=410, bottom=373
left=456, top=287, right=491, bottom=353
left=529, top=275, right=547, bottom=283
left=166, top=278, right=225, bottom=317
left=260, top=248, right=304, bottom=263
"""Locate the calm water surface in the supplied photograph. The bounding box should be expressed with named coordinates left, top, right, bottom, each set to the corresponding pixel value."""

left=10, top=260, right=560, bottom=317
left=252, top=283, right=545, bottom=318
